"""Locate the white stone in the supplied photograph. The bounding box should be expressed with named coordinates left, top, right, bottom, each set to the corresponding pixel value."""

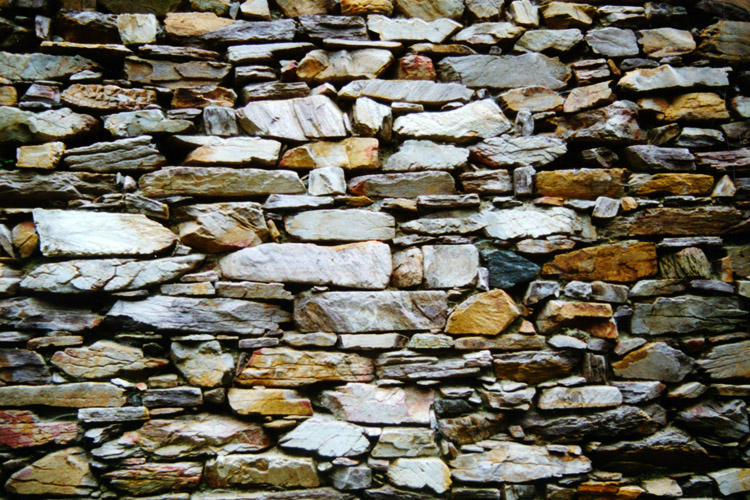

left=393, top=100, right=511, bottom=143
left=280, top=415, right=370, bottom=458
left=387, top=458, right=451, bottom=494
left=319, top=383, right=434, bottom=424
left=709, top=468, right=750, bottom=496
left=353, top=97, right=392, bottom=140
left=538, top=386, right=623, bottom=410
left=238, top=95, right=348, bottom=141
left=384, top=140, right=469, bottom=171
left=183, top=136, right=282, bottom=166
left=117, top=14, right=158, bottom=45
left=308, top=166, right=346, bottom=195
left=481, top=206, right=591, bottom=240
left=423, top=244, right=478, bottom=289
left=285, top=209, right=396, bottom=241
left=367, top=14, right=462, bottom=43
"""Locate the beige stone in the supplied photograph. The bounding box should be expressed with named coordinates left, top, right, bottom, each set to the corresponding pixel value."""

left=228, top=388, right=313, bottom=416
left=342, top=0, right=394, bottom=14
left=6, top=447, right=97, bottom=496
left=499, top=86, right=564, bottom=113
left=164, top=12, right=233, bottom=37
left=446, top=290, right=521, bottom=335
left=639, top=92, right=730, bottom=122
left=276, top=0, right=333, bottom=16
left=280, top=138, right=378, bottom=170
left=0, top=86, right=17, bottom=106
left=16, top=142, right=65, bottom=170
left=630, top=173, right=714, bottom=196
left=11, top=221, right=37, bottom=259
left=536, top=168, right=627, bottom=200
left=563, top=81, right=613, bottom=113
left=536, top=300, right=613, bottom=334
left=542, top=1, right=595, bottom=28
left=638, top=28, right=695, bottom=57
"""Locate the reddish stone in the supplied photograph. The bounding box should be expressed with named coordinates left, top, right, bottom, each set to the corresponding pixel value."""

left=396, top=54, right=437, bottom=80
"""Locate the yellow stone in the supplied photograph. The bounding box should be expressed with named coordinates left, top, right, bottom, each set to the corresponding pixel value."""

left=639, top=92, right=730, bottom=122
left=631, top=173, right=714, bottom=196
left=0, top=86, right=17, bottom=106
left=542, top=241, right=658, bottom=282
left=228, top=388, right=313, bottom=416
left=280, top=137, right=379, bottom=170
left=342, top=0, right=394, bottom=15
left=16, top=142, right=66, bottom=170
left=164, top=12, right=233, bottom=37
left=446, top=290, right=522, bottom=335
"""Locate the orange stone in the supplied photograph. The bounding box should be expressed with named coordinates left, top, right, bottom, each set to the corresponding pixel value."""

left=541, top=241, right=658, bottom=282
left=446, top=290, right=522, bottom=335
left=630, top=173, right=714, bottom=196
left=536, top=168, right=627, bottom=200
left=536, top=300, right=613, bottom=334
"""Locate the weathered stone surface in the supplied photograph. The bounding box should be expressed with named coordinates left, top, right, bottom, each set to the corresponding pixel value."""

left=483, top=250, right=540, bottom=289
left=228, top=388, right=313, bottom=416
left=64, top=136, right=166, bottom=173
left=451, top=443, right=592, bottom=483
left=372, top=427, right=438, bottom=458
left=171, top=341, right=233, bottom=387
left=280, top=138, right=378, bottom=170
left=280, top=415, right=369, bottom=457
left=446, top=290, right=521, bottom=335
left=551, top=100, right=646, bottom=144
left=342, top=0, right=394, bottom=15
left=368, top=14, right=462, bottom=43
left=699, top=340, right=750, bottom=379
left=536, top=168, right=627, bottom=200
left=221, top=242, right=391, bottom=289
left=698, top=20, right=750, bottom=64
left=516, top=28, right=583, bottom=52
left=165, top=15, right=296, bottom=45
left=276, top=0, right=334, bottom=16
left=319, top=383, right=434, bottom=424
left=639, top=92, right=730, bottom=122
left=439, top=53, right=570, bottom=89
left=498, top=86, right=565, bottom=113
left=393, top=99, right=511, bottom=142
left=142, top=387, right=203, bottom=407
left=393, top=0, right=463, bottom=19
left=613, top=382, right=665, bottom=403
left=0, top=52, right=98, bottom=81
left=388, top=458, right=451, bottom=494
left=542, top=1, right=595, bottom=28
left=542, top=241, right=657, bottom=282
left=605, top=207, right=746, bottom=237
left=0, top=410, right=78, bottom=449
left=182, top=137, right=281, bottom=166
left=294, top=291, right=447, bottom=332
left=536, top=300, right=612, bottom=334
left=104, top=109, right=193, bottom=137
left=172, top=86, right=236, bottom=108
left=384, top=141, right=468, bottom=172
left=709, top=468, right=750, bottom=496
left=455, top=22, right=525, bottom=45
left=33, top=209, right=176, bottom=257
left=660, top=247, right=712, bottom=278
left=638, top=28, right=695, bottom=57
left=206, top=452, right=319, bottom=488
left=0, top=297, right=102, bottom=332
left=339, top=79, right=472, bottom=105
left=194, top=488, right=355, bottom=500
left=470, top=136, right=567, bottom=168
left=298, top=49, right=393, bottom=83
left=238, top=95, right=347, bottom=141
left=117, top=13, right=159, bottom=45
left=285, top=210, right=396, bottom=241
left=538, top=386, right=622, bottom=410
left=108, top=295, right=291, bottom=334
left=51, top=340, right=166, bottom=379
left=21, top=255, right=203, bottom=293
left=236, top=348, right=373, bottom=387
left=103, top=462, right=202, bottom=495
left=0, top=383, right=125, bottom=408
left=6, top=447, right=97, bottom=496
left=376, top=349, right=492, bottom=380
left=0, top=348, right=50, bottom=385
left=563, top=81, right=614, bottom=113
left=585, top=28, right=638, bottom=57
left=16, top=142, right=65, bottom=170
left=175, top=202, right=268, bottom=253
left=494, top=351, right=579, bottom=384
left=623, top=145, right=696, bottom=172
left=676, top=399, right=749, bottom=441
left=618, top=65, right=730, bottom=92
left=140, top=167, right=306, bottom=197
left=0, top=106, right=99, bottom=144
left=61, top=84, right=156, bottom=111
left=352, top=96, right=392, bottom=140
left=482, top=206, right=591, bottom=240
left=227, top=42, right=316, bottom=64
left=438, top=412, right=504, bottom=444
left=613, top=343, right=693, bottom=382
left=350, top=172, right=456, bottom=197
left=94, top=414, right=270, bottom=459
left=632, top=296, right=745, bottom=335
left=522, top=405, right=661, bottom=441
left=423, top=244, right=478, bottom=288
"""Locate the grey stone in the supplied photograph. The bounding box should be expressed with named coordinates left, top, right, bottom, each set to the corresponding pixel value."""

left=0, top=106, right=99, bottom=144
left=438, top=53, right=571, bottom=90
left=624, top=145, right=696, bottom=172
left=538, top=386, right=622, bottom=410
left=227, top=43, right=316, bottom=64
left=280, top=415, right=369, bottom=457
left=423, top=244, right=478, bottom=288
left=454, top=22, right=525, bottom=45
left=585, top=28, right=639, bottom=57
left=676, top=399, right=749, bottom=441
left=612, top=381, right=666, bottom=403
left=352, top=97, right=392, bottom=140
left=238, top=95, right=347, bottom=141
left=171, top=341, right=233, bottom=388
left=515, top=29, right=583, bottom=52
left=612, top=343, right=693, bottom=382
left=522, top=405, right=663, bottom=441
left=367, top=14, right=462, bottom=43
left=481, top=206, right=591, bottom=240
left=372, top=427, right=439, bottom=458
left=339, top=79, right=472, bottom=105
left=709, top=468, right=750, bottom=496
left=387, top=458, right=451, bottom=495
left=470, top=136, right=567, bottom=168
left=384, top=141, right=469, bottom=172
left=632, top=295, right=745, bottom=335
left=331, top=466, right=371, bottom=490
left=618, top=65, right=731, bottom=92
left=139, top=167, right=306, bottom=197
left=64, top=136, right=166, bottom=173
left=308, top=167, right=346, bottom=195
left=0, top=52, right=98, bottom=81
left=699, top=340, right=750, bottom=379
left=297, top=49, right=393, bottom=83
left=349, top=172, right=456, bottom=197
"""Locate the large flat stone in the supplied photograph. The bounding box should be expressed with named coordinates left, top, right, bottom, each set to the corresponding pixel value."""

left=438, top=53, right=570, bottom=90
left=238, top=95, right=347, bottom=141
left=470, top=136, right=567, bottom=168
left=494, top=350, right=580, bottom=384
left=285, top=209, right=395, bottom=241
left=0, top=383, right=125, bottom=408
left=139, top=167, right=305, bottom=197
left=0, top=171, right=117, bottom=203
left=551, top=100, right=646, bottom=144
left=182, top=137, right=281, bottom=166
left=64, top=136, right=166, bottom=173
left=51, top=340, right=166, bottom=379
left=0, top=410, right=78, bottom=449
left=294, top=291, right=447, bottom=332
left=613, top=342, right=693, bottom=382
left=538, top=386, right=622, bottom=410
left=481, top=206, right=592, bottom=240
left=339, top=79, right=472, bottom=105
left=176, top=202, right=269, bottom=253
left=542, top=241, right=657, bottom=282
left=61, top=84, right=157, bottom=111
left=699, top=20, right=750, bottom=64
left=107, top=295, right=291, bottom=334
left=297, top=49, right=393, bottom=83
left=632, top=295, right=745, bottom=335
left=0, top=297, right=102, bottom=332
left=205, top=451, right=319, bottom=488
left=33, top=209, right=176, bottom=257
left=446, top=290, right=521, bottom=335
left=6, top=447, right=97, bottom=496
left=227, top=388, right=313, bottom=416
left=699, top=340, right=750, bottom=379
left=0, top=52, right=98, bottom=81
left=384, top=140, right=469, bottom=171
left=280, top=415, right=369, bottom=457
left=367, top=14, right=462, bottom=43
left=349, top=172, right=456, bottom=197
left=220, top=241, right=392, bottom=289
left=279, top=138, right=378, bottom=170
left=0, top=106, right=99, bottom=144
left=618, top=64, right=730, bottom=92
left=319, top=383, right=434, bottom=424
left=536, top=168, right=627, bottom=200
left=604, top=207, right=746, bottom=237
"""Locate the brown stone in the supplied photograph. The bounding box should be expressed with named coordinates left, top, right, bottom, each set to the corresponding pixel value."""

left=235, top=348, right=374, bottom=387
left=104, top=462, right=202, bottom=495
left=342, top=0, right=394, bottom=14
left=446, top=290, right=521, bottom=335
left=563, top=81, right=614, bottom=113
left=61, top=84, right=157, bottom=111
left=16, top=142, right=65, bottom=170
left=228, top=388, right=313, bottom=416
left=630, top=173, right=714, bottom=196
left=494, top=351, right=580, bottom=384
left=206, top=451, right=319, bottom=488
left=172, top=86, right=236, bottom=108
left=279, top=138, right=378, bottom=170
left=536, top=168, right=627, bottom=200
left=698, top=20, right=750, bottom=64
left=164, top=12, right=234, bottom=37
left=11, top=221, right=38, bottom=259
left=6, top=447, right=97, bottom=496
left=499, top=86, right=564, bottom=113
left=397, top=54, right=437, bottom=80
left=0, top=383, right=126, bottom=408
left=536, top=300, right=613, bottom=334
left=0, top=86, right=17, bottom=106
left=175, top=202, right=269, bottom=253
left=542, top=1, right=596, bottom=28
left=51, top=340, right=168, bottom=379
left=542, top=241, right=657, bottom=282
left=639, top=92, right=730, bottom=122
left=604, top=207, right=746, bottom=237
left=124, top=57, right=232, bottom=90
left=0, top=410, right=78, bottom=449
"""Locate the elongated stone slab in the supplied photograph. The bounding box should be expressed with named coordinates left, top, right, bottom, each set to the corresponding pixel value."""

left=0, top=297, right=102, bottom=332
left=206, top=451, right=319, bottom=489
left=481, top=206, right=591, bottom=240
left=0, top=348, right=50, bottom=384
left=339, top=79, right=472, bottom=105
left=61, top=84, right=157, bottom=111
left=103, top=462, right=202, bottom=495
left=0, top=171, right=117, bottom=203
left=124, top=57, right=231, bottom=89
left=285, top=210, right=396, bottom=241
left=439, top=53, right=571, bottom=90
left=33, top=209, right=176, bottom=257
left=0, top=106, right=99, bottom=144
left=0, top=52, right=98, bottom=81
left=172, top=18, right=296, bottom=45
left=297, top=49, right=393, bottom=83
left=604, top=206, right=746, bottom=237
left=0, top=383, right=125, bottom=408
left=541, top=241, right=657, bottom=282
left=238, top=95, right=347, bottom=141
left=228, top=388, right=313, bottom=416
left=632, top=295, right=745, bottom=335
left=536, top=168, right=627, bottom=199
left=235, top=348, right=373, bottom=387
left=21, top=255, right=204, bottom=293
left=295, top=291, right=447, bottom=333
left=64, top=136, right=166, bottom=173
left=538, top=386, right=623, bottom=410
left=319, top=383, right=434, bottom=424
left=384, top=140, right=469, bottom=171
left=0, top=410, right=78, bottom=449
left=618, top=65, right=730, bottom=92
left=227, top=42, right=316, bottom=64
left=220, top=241, right=392, bottom=289
left=6, top=447, right=98, bottom=496
left=280, top=137, right=378, bottom=170
left=699, top=340, right=750, bottom=379
left=140, top=167, right=306, bottom=197
left=280, top=415, right=369, bottom=457
left=349, top=172, right=456, bottom=197
left=470, top=136, right=567, bottom=168
left=183, top=137, right=282, bottom=166
left=107, top=296, right=291, bottom=334
left=367, top=15, right=462, bottom=43
left=51, top=341, right=167, bottom=379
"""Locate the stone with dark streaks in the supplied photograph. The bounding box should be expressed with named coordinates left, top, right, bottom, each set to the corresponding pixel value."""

left=631, top=296, right=745, bottom=335
left=104, top=462, right=202, bottom=495
left=6, top=447, right=98, bottom=496
left=64, top=136, right=166, bottom=173
left=604, top=207, right=746, bottom=237
left=0, top=106, right=99, bottom=144
left=140, top=167, right=306, bottom=197
left=613, top=343, right=693, bottom=382
left=0, top=349, right=50, bottom=385
left=0, top=297, right=102, bottom=332
left=522, top=405, right=662, bottom=441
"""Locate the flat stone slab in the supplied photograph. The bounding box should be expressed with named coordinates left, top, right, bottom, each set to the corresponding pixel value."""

left=0, top=297, right=102, bottom=332
left=0, top=52, right=98, bottom=81
left=631, top=295, right=745, bottom=335
left=393, top=100, right=511, bottom=143
left=285, top=209, right=396, bottom=241
left=0, top=383, right=125, bottom=408
left=139, top=167, right=305, bottom=197
left=319, top=383, right=434, bottom=424
left=438, top=53, right=571, bottom=90
left=339, top=79, right=472, bottom=105
left=238, top=95, right=347, bottom=141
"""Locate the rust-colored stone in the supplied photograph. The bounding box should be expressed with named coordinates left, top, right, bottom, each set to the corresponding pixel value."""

left=542, top=241, right=658, bottom=282
left=536, top=168, right=627, bottom=199
left=446, top=290, right=522, bottom=335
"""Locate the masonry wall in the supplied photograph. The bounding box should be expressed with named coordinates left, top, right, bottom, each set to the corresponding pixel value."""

left=0, top=0, right=749, bottom=498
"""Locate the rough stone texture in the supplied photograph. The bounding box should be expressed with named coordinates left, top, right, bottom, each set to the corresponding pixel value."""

left=0, top=383, right=125, bottom=408
left=482, top=206, right=592, bottom=240
left=339, top=79, right=472, bottom=105
left=542, top=242, right=657, bottom=282
left=494, top=351, right=580, bottom=384
left=368, top=15, right=462, bottom=43
left=393, top=100, right=511, bottom=143
left=5, top=447, right=97, bottom=496
left=470, top=136, right=567, bottom=168
left=51, top=340, right=167, bottom=379
left=536, top=168, right=627, bottom=200
left=632, top=296, right=745, bottom=335
left=439, top=53, right=571, bottom=90
left=279, top=415, right=369, bottom=457
left=280, top=138, right=378, bottom=170
left=238, top=95, right=347, bottom=141
left=0, top=106, right=99, bottom=144
left=176, top=202, right=269, bottom=253
left=319, top=383, right=434, bottom=424
left=205, top=452, right=319, bottom=488
left=228, top=388, right=313, bottom=416
left=387, top=458, right=451, bottom=494
left=613, top=343, right=693, bottom=382
left=285, top=210, right=396, bottom=241
left=298, top=49, right=393, bottom=83
left=0, top=52, right=98, bottom=81
left=446, top=290, right=521, bottom=335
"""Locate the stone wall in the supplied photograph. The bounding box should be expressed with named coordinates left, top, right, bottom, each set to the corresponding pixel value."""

left=0, top=0, right=749, bottom=498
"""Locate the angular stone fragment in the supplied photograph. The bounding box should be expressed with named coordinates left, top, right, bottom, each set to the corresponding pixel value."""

left=638, top=28, right=695, bottom=57
left=551, top=100, right=646, bottom=144
left=0, top=106, right=99, bottom=144
left=285, top=210, right=395, bottom=241
left=439, top=53, right=570, bottom=89
left=605, top=207, right=745, bottom=237
left=182, top=137, right=280, bottom=166
left=228, top=388, right=312, bottom=416
left=350, top=172, right=456, bottom=198
left=33, top=209, right=176, bottom=257
left=0, top=348, right=49, bottom=385
left=51, top=340, right=166, bottom=379
left=280, top=138, right=378, bottom=170
left=298, top=49, right=393, bottom=83
left=238, top=95, right=347, bottom=141
left=372, top=428, right=438, bottom=458
left=482, top=206, right=590, bottom=240
left=461, top=170, right=513, bottom=194
left=117, top=13, right=159, bottom=45
left=319, top=383, right=434, bottom=424
left=104, top=462, right=202, bottom=495
left=221, top=242, right=391, bottom=289
left=632, top=296, right=745, bottom=335
left=227, top=42, right=316, bottom=64
left=280, top=415, right=369, bottom=457
left=140, top=167, right=305, bottom=197
left=0, top=383, right=125, bottom=408
left=77, top=407, right=149, bottom=423
left=342, top=0, right=394, bottom=15
left=388, top=458, right=451, bottom=494
left=470, top=136, right=567, bottom=168
left=585, top=27, right=638, bottom=57
left=538, top=386, right=622, bottom=410
left=451, top=443, right=591, bottom=483
left=494, top=350, right=579, bottom=384
left=393, top=100, right=511, bottom=142
left=64, top=136, right=166, bottom=173
left=294, top=291, right=447, bottom=332
left=170, top=341, right=233, bottom=387
left=676, top=399, right=749, bottom=441
left=5, top=447, right=97, bottom=496
left=498, top=86, right=565, bottom=113
left=104, top=109, right=193, bottom=137
left=422, top=244, right=478, bottom=288
left=0, top=297, right=102, bottom=332
left=446, top=290, right=521, bottom=335
left=0, top=52, right=98, bottom=81
left=640, top=92, right=730, bottom=122
left=542, top=241, right=657, bottom=282
left=612, top=382, right=665, bottom=403
left=194, top=488, right=355, bottom=500
left=353, top=97, right=392, bottom=140
left=709, top=468, right=750, bottom=496
left=613, top=343, right=693, bottom=382
left=618, top=65, right=730, bottom=92
left=0, top=410, right=78, bottom=449
left=699, top=340, right=750, bottom=379
left=659, top=247, right=712, bottom=278
left=455, top=22, right=525, bottom=45
left=166, top=15, right=295, bottom=44
left=61, top=84, right=156, bottom=111
left=515, top=28, right=582, bottom=52
left=623, top=145, right=696, bottom=172
left=276, top=0, right=333, bottom=16
left=108, top=295, right=290, bottom=334
left=376, top=350, right=492, bottom=380
left=367, top=14, right=462, bottom=43
left=206, top=452, right=319, bottom=488
left=536, top=300, right=612, bottom=334
left=698, top=20, right=750, bottom=64
left=21, top=255, right=204, bottom=293
left=563, top=81, right=614, bottom=113
left=393, top=0, right=464, bottom=19
left=339, top=79, right=472, bottom=105
left=175, top=202, right=268, bottom=254
left=536, top=168, right=626, bottom=200
left=16, top=142, right=65, bottom=170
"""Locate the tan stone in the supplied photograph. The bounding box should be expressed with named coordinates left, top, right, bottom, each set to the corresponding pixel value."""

left=0, top=86, right=16, bottom=106
left=172, top=87, right=236, bottom=108
left=563, top=81, right=613, bottom=113
left=51, top=340, right=167, bottom=379
left=297, top=49, right=394, bottom=84
left=499, top=86, right=564, bottom=113
left=280, top=138, right=378, bottom=170
left=536, top=300, right=613, bottom=334
left=205, top=451, right=319, bottom=488
left=228, top=388, right=313, bottom=416
left=164, top=12, right=233, bottom=37
left=5, top=447, right=97, bottom=496
left=542, top=1, right=596, bottom=28
left=0, top=383, right=126, bottom=408
left=446, top=290, right=521, bottom=335
left=536, top=168, right=627, bottom=200
left=631, top=173, right=714, bottom=196
left=0, top=410, right=78, bottom=449
left=542, top=241, right=658, bottom=282
left=638, top=28, right=695, bottom=57
left=276, top=0, right=333, bottom=16
left=342, top=0, right=393, bottom=14
left=639, top=92, right=730, bottom=122
left=61, top=84, right=157, bottom=111
left=16, top=142, right=65, bottom=170
left=698, top=20, right=750, bottom=64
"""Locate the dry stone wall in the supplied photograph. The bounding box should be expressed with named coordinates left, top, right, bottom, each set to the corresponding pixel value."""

left=0, top=0, right=749, bottom=498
